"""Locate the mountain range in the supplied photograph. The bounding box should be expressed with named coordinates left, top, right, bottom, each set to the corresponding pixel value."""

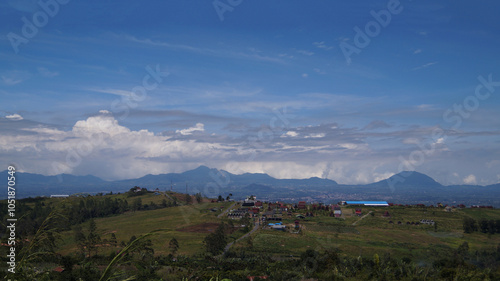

left=2, top=166, right=499, bottom=206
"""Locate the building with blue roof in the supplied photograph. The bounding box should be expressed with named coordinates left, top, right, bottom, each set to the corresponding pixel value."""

left=342, top=201, right=389, bottom=206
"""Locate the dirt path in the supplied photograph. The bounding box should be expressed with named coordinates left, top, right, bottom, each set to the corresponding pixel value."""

left=221, top=222, right=259, bottom=255
left=217, top=201, right=237, bottom=218
left=352, top=211, right=373, bottom=226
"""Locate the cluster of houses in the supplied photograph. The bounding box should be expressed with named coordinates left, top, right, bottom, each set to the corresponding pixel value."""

left=387, top=219, right=435, bottom=226
left=225, top=197, right=486, bottom=226
left=420, top=219, right=435, bottom=225
left=389, top=221, right=422, bottom=225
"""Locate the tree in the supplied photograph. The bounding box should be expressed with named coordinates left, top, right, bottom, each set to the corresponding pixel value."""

left=185, top=194, right=193, bottom=204
left=149, top=201, right=157, bottom=210
left=132, top=198, right=142, bottom=212
left=241, top=213, right=251, bottom=232
left=217, top=195, right=224, bottom=202
left=195, top=192, right=203, bottom=203
left=457, top=241, right=469, bottom=257
left=479, top=219, right=489, bottom=233
left=169, top=238, right=179, bottom=255
left=110, top=233, right=117, bottom=246
left=74, top=225, right=86, bottom=256
left=203, top=222, right=227, bottom=255
left=488, top=220, right=496, bottom=234
left=161, top=199, right=167, bottom=208
left=463, top=217, right=477, bottom=233
left=86, top=219, right=101, bottom=257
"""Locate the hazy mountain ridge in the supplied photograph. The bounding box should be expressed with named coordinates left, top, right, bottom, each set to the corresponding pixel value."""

left=1, top=167, right=499, bottom=206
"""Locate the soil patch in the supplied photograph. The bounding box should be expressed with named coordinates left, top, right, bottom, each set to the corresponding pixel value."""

left=177, top=223, right=220, bottom=233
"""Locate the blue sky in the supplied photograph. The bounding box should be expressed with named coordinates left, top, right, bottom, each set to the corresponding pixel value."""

left=1, top=0, right=500, bottom=185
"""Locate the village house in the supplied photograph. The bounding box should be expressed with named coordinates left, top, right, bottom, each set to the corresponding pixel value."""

left=333, top=205, right=342, bottom=217
left=298, top=201, right=307, bottom=209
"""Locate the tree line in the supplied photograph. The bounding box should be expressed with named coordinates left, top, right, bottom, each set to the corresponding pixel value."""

left=463, top=217, right=500, bottom=234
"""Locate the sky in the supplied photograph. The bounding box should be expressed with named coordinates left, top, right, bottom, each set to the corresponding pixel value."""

left=1, top=0, right=500, bottom=186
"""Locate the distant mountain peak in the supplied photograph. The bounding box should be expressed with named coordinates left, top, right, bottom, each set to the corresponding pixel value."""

left=384, top=171, right=442, bottom=187
left=188, top=165, right=213, bottom=172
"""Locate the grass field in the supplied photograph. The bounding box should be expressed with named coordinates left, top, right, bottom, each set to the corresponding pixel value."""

left=56, top=194, right=234, bottom=256
left=228, top=205, right=500, bottom=263
left=41, top=195, right=500, bottom=262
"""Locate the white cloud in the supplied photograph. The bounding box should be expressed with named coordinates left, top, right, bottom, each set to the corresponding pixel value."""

left=1, top=71, right=31, bottom=85
left=1, top=112, right=499, bottom=185
left=302, top=73, right=308, bottom=78
left=313, top=68, right=326, bottom=75
left=296, top=50, right=314, bottom=56
left=313, top=41, right=334, bottom=50
left=416, top=104, right=436, bottom=111
left=176, top=123, right=205, bottom=135
left=38, top=67, right=59, bottom=77
left=283, top=131, right=298, bottom=137
left=90, top=88, right=133, bottom=97
left=373, top=172, right=395, bottom=182
left=413, top=49, right=422, bottom=54
left=224, top=161, right=325, bottom=180
left=5, top=114, right=23, bottom=121
left=2, top=76, right=23, bottom=85
left=402, top=138, right=419, bottom=145
left=412, top=62, right=438, bottom=71
left=0, top=115, right=227, bottom=180
left=73, top=115, right=132, bottom=137
left=305, top=133, right=325, bottom=138
left=463, top=174, right=477, bottom=185
left=339, top=143, right=357, bottom=149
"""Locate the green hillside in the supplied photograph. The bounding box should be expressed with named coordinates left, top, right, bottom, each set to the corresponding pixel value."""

left=2, top=192, right=500, bottom=280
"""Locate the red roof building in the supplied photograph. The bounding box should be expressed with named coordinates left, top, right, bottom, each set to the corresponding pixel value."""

left=298, top=201, right=307, bottom=209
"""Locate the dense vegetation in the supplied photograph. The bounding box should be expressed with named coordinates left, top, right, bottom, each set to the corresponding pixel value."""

left=2, top=192, right=500, bottom=280
left=463, top=217, right=500, bottom=234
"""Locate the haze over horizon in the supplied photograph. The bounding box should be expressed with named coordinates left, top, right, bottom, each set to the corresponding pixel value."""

left=1, top=1, right=500, bottom=186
